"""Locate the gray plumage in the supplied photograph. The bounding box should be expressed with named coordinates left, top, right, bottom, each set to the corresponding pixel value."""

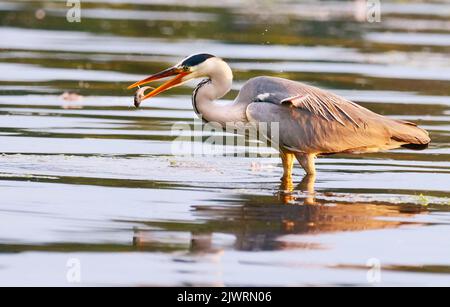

left=242, top=76, right=430, bottom=155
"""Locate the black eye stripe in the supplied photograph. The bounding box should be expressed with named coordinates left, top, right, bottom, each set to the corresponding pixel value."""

left=181, top=54, right=215, bottom=67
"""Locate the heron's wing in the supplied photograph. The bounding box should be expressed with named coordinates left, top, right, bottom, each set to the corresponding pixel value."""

left=278, top=86, right=368, bottom=128
left=243, top=77, right=430, bottom=154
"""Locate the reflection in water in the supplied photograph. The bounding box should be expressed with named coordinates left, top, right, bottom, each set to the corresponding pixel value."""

left=0, top=0, right=449, bottom=286
left=132, top=181, right=427, bottom=254
left=280, top=174, right=317, bottom=205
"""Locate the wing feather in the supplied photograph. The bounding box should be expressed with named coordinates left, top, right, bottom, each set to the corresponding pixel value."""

left=241, top=76, right=430, bottom=154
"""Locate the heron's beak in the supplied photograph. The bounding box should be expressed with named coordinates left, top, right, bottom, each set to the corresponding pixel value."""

left=127, top=66, right=190, bottom=104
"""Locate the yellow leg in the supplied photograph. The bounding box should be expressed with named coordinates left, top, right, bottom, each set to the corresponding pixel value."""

left=279, top=152, right=294, bottom=203
left=296, top=153, right=316, bottom=175
left=280, top=152, right=295, bottom=181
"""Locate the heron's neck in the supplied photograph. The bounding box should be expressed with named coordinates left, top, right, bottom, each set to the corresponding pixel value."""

left=193, top=61, right=247, bottom=125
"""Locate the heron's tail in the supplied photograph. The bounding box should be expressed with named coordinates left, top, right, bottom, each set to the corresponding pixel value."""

left=389, top=119, right=430, bottom=150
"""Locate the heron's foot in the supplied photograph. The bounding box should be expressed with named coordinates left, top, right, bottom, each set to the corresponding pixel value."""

left=280, top=174, right=292, bottom=182
left=279, top=176, right=294, bottom=202
left=280, top=175, right=294, bottom=192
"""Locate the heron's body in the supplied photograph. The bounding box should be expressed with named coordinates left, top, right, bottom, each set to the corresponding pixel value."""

left=129, top=54, right=430, bottom=182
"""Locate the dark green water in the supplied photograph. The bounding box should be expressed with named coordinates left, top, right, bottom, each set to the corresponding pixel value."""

left=0, top=0, right=449, bottom=286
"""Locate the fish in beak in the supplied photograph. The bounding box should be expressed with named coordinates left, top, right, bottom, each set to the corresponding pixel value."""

left=127, top=66, right=191, bottom=108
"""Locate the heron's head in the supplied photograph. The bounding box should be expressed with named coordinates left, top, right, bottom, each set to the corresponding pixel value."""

left=128, top=53, right=223, bottom=107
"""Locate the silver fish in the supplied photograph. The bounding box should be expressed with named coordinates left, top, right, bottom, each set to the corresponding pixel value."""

left=134, top=86, right=153, bottom=108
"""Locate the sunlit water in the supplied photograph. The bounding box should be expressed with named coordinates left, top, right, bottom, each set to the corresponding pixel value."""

left=0, top=0, right=449, bottom=286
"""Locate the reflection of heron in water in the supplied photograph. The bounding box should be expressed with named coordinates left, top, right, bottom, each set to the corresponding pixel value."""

left=128, top=54, right=430, bottom=186
left=132, top=182, right=426, bottom=253
left=280, top=174, right=316, bottom=205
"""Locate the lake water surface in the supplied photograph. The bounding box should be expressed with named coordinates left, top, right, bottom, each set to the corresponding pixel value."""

left=0, top=0, right=449, bottom=286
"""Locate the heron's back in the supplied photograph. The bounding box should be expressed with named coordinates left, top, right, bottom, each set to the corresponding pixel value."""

left=242, top=76, right=430, bottom=154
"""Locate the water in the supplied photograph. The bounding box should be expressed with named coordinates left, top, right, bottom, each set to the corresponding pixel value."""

left=0, top=0, right=449, bottom=286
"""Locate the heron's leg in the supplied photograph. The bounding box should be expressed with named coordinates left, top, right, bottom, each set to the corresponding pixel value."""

left=280, top=152, right=295, bottom=181
left=295, top=153, right=316, bottom=175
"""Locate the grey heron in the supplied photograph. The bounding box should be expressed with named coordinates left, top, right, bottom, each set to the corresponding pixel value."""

left=128, top=53, right=430, bottom=183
